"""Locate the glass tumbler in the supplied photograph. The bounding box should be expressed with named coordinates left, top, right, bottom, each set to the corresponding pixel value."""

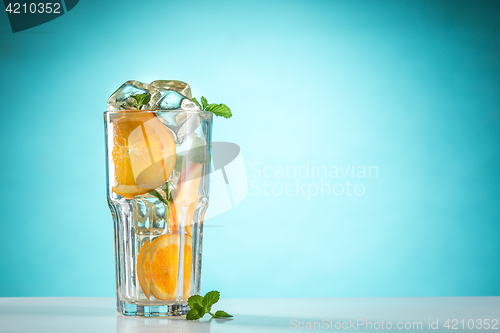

left=104, top=110, right=212, bottom=316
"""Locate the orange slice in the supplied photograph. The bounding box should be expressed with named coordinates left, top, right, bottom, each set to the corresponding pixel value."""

left=183, top=235, right=192, bottom=300
left=111, top=112, right=176, bottom=198
left=137, top=239, right=151, bottom=298
left=149, top=234, right=180, bottom=300
left=173, top=162, right=203, bottom=235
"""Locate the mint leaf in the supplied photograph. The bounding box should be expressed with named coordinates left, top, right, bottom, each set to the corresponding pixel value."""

left=161, top=181, right=173, bottom=202
left=205, top=103, right=218, bottom=112
left=135, top=93, right=151, bottom=106
left=188, top=295, right=204, bottom=309
left=192, top=97, right=201, bottom=109
left=204, top=103, right=232, bottom=118
left=186, top=309, right=201, bottom=320
left=128, top=93, right=151, bottom=110
left=203, top=290, right=220, bottom=308
left=201, top=96, right=208, bottom=110
left=212, top=104, right=232, bottom=118
left=192, top=302, right=206, bottom=317
left=213, top=310, right=233, bottom=318
left=126, top=97, right=138, bottom=109
left=148, top=189, right=169, bottom=205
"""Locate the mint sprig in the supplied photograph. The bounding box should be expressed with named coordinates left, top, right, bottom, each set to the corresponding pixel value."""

left=126, top=93, right=151, bottom=110
left=148, top=181, right=172, bottom=205
left=186, top=291, right=233, bottom=320
left=192, top=96, right=232, bottom=119
left=148, top=181, right=174, bottom=229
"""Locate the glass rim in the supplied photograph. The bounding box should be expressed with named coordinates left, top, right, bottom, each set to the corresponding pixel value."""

left=104, top=109, right=213, bottom=115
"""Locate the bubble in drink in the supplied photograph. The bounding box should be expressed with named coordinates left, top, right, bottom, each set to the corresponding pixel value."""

left=107, top=80, right=161, bottom=111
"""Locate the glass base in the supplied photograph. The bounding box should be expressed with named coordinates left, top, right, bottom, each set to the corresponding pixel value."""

left=118, top=300, right=190, bottom=317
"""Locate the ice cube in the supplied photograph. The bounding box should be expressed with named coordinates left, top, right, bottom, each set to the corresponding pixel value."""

left=155, top=90, right=200, bottom=111
left=133, top=199, right=150, bottom=231
left=150, top=80, right=192, bottom=99
left=156, top=109, right=202, bottom=145
left=107, top=80, right=161, bottom=111
left=175, top=112, right=202, bottom=142
left=149, top=79, right=199, bottom=111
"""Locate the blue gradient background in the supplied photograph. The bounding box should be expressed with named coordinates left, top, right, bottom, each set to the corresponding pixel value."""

left=1, top=0, right=499, bottom=298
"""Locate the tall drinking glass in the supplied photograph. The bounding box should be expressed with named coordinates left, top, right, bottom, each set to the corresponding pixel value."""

left=104, top=110, right=212, bottom=316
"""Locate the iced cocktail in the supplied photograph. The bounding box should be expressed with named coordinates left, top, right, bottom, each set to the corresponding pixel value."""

left=105, top=80, right=214, bottom=316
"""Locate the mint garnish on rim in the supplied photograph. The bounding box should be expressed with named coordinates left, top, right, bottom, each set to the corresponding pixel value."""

left=192, top=96, right=232, bottom=119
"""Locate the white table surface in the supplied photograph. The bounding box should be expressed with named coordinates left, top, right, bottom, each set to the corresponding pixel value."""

left=1, top=297, right=499, bottom=332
